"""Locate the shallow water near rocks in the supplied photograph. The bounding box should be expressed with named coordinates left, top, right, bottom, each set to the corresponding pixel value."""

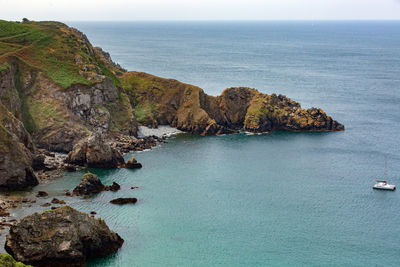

left=3, top=21, right=400, bottom=266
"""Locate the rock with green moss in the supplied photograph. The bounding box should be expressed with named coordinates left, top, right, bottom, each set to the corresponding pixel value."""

left=0, top=253, right=31, bottom=267
left=5, top=206, right=124, bottom=267
left=73, top=172, right=105, bottom=195
left=123, top=156, right=142, bottom=169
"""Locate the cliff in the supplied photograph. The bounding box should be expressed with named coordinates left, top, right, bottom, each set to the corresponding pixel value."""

left=0, top=19, right=344, bottom=190
left=121, top=72, right=344, bottom=135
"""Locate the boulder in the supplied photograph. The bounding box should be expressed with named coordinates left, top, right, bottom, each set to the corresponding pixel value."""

left=5, top=206, right=124, bottom=267
left=73, top=172, right=104, bottom=195
left=66, top=133, right=124, bottom=168
left=123, top=156, right=142, bottom=169
left=110, top=198, right=138, bottom=205
left=104, top=182, right=120, bottom=192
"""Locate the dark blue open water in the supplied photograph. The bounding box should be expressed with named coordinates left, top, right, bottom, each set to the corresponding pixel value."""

left=11, top=21, right=400, bottom=266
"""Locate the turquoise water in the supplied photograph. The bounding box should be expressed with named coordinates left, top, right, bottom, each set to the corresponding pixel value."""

left=11, top=22, right=400, bottom=266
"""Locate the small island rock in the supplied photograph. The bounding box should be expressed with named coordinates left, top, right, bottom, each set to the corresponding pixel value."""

left=123, top=156, right=142, bottom=169
left=73, top=172, right=105, bottom=195
left=104, top=182, right=121, bottom=192
left=5, top=206, right=124, bottom=267
left=110, top=198, right=138, bottom=205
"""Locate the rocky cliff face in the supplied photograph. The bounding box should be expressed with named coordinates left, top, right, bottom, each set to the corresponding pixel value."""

left=121, top=72, right=344, bottom=135
left=0, top=102, right=38, bottom=190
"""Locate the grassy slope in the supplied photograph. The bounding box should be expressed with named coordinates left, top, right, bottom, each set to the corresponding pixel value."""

left=0, top=20, right=135, bottom=141
left=0, top=253, right=31, bottom=267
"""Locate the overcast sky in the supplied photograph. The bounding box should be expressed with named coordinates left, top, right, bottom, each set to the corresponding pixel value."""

left=1, top=0, right=400, bottom=21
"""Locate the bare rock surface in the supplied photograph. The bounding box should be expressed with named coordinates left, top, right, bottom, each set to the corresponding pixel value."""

left=73, top=173, right=105, bottom=195
left=5, top=206, right=123, bottom=267
left=66, top=133, right=124, bottom=168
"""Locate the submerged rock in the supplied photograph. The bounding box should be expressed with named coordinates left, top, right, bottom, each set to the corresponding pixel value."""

left=104, top=182, right=121, bottom=192
left=73, top=172, right=105, bottom=195
left=123, top=156, right=142, bottom=169
left=5, top=206, right=124, bottom=267
left=66, top=133, right=124, bottom=168
left=110, top=198, right=138, bottom=205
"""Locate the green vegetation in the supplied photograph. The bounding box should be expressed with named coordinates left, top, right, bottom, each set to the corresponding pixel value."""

left=98, top=61, right=121, bottom=88
left=82, top=172, right=97, bottom=181
left=134, top=103, right=158, bottom=124
left=0, top=253, right=31, bottom=267
left=0, top=61, right=9, bottom=71
left=0, top=124, right=12, bottom=153
left=0, top=20, right=96, bottom=88
left=27, top=97, right=66, bottom=131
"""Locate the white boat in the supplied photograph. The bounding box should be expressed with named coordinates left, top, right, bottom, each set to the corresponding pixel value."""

left=373, top=180, right=396, bottom=191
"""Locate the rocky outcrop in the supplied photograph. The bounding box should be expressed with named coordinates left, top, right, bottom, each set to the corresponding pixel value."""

left=0, top=103, right=38, bottom=190
left=123, top=156, right=142, bottom=169
left=104, top=182, right=121, bottom=192
left=73, top=172, right=105, bottom=195
left=5, top=206, right=124, bottom=267
left=73, top=173, right=120, bottom=195
left=66, top=133, right=124, bottom=168
left=121, top=72, right=344, bottom=135
left=110, top=198, right=138, bottom=205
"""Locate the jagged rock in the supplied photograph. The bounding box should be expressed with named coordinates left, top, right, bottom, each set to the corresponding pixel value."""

left=0, top=103, right=38, bottom=190
left=66, top=133, right=124, bottom=168
left=73, top=172, right=105, bottom=195
left=110, top=198, right=138, bottom=205
left=5, top=206, right=124, bottom=267
left=123, top=156, right=142, bottom=169
left=104, top=182, right=120, bottom=192
left=36, top=191, right=48, bottom=198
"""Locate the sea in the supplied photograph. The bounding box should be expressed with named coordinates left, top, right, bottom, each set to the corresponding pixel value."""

left=7, top=21, right=400, bottom=266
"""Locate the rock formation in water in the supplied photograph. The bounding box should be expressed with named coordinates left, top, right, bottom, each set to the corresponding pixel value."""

left=73, top=172, right=121, bottom=195
left=5, top=206, right=124, bottom=267
left=0, top=19, right=344, bottom=189
left=73, top=172, right=105, bottom=195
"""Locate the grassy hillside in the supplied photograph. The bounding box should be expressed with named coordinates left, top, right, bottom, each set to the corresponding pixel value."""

left=0, top=19, right=122, bottom=88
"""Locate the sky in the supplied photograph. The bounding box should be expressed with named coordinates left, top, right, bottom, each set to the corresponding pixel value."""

left=1, top=0, right=400, bottom=21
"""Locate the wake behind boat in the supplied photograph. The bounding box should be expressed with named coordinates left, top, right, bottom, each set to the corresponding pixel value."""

left=373, top=180, right=396, bottom=191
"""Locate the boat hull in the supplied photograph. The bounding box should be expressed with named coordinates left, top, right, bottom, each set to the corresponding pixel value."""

left=373, top=185, right=396, bottom=191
